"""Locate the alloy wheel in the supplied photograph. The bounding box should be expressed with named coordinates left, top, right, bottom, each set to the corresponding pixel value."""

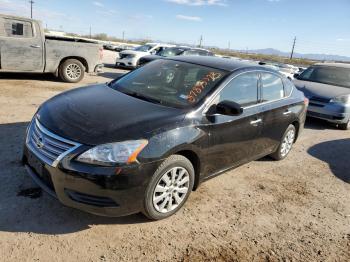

left=280, top=129, right=295, bottom=157
left=66, top=64, right=82, bottom=80
left=152, top=167, right=190, bottom=214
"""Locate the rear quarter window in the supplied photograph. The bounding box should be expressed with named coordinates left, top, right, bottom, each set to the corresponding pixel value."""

left=283, top=79, right=294, bottom=97
left=3, top=18, right=33, bottom=38
left=261, top=73, right=285, bottom=102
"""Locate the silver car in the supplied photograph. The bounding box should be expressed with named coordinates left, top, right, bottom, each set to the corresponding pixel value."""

left=293, top=63, right=350, bottom=130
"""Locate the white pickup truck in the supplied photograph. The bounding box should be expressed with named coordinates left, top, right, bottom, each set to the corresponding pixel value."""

left=0, top=14, right=103, bottom=82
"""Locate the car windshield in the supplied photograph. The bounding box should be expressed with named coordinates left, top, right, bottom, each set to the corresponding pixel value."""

left=159, top=48, right=184, bottom=57
left=298, top=66, right=350, bottom=88
left=110, top=59, right=227, bottom=108
left=134, top=44, right=155, bottom=52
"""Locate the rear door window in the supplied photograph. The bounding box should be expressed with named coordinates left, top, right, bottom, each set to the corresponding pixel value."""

left=3, top=18, right=33, bottom=38
left=261, top=73, right=284, bottom=102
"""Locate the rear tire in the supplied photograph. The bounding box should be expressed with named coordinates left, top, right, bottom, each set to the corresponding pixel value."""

left=143, top=155, right=194, bottom=220
left=338, top=121, right=350, bottom=130
left=270, top=124, right=296, bottom=160
left=59, top=59, right=85, bottom=83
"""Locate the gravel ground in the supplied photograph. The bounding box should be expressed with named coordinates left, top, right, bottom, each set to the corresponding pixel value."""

left=0, top=51, right=349, bottom=261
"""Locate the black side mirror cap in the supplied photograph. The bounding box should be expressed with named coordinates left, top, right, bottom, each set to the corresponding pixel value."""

left=215, top=100, right=243, bottom=116
left=293, top=73, right=299, bottom=79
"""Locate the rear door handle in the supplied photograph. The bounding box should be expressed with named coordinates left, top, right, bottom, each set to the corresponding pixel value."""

left=30, top=45, right=41, bottom=48
left=250, top=119, right=262, bottom=125
left=283, top=110, right=292, bottom=115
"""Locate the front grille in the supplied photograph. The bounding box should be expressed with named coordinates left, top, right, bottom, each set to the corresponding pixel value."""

left=65, top=189, right=119, bottom=207
left=26, top=118, right=81, bottom=167
left=119, top=54, right=128, bottom=59
left=310, top=96, right=330, bottom=103
left=309, top=96, right=330, bottom=107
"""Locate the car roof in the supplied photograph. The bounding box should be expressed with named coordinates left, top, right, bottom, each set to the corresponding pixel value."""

left=314, top=62, right=350, bottom=69
left=164, top=55, right=266, bottom=72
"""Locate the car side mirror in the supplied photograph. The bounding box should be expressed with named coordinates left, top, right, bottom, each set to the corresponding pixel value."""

left=215, top=100, right=243, bottom=116
left=293, top=73, right=300, bottom=79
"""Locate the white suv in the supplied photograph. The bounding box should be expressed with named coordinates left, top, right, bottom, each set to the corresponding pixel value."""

left=116, top=43, right=175, bottom=69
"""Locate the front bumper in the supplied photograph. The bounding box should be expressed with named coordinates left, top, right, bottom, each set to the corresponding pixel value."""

left=22, top=144, right=161, bottom=217
left=115, top=57, right=138, bottom=68
left=94, top=64, right=104, bottom=73
left=307, top=103, right=350, bottom=124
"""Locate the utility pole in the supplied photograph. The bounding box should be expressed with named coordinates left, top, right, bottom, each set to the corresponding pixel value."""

left=89, top=26, right=92, bottom=39
left=29, top=0, right=34, bottom=19
left=199, top=35, right=203, bottom=48
left=122, top=31, right=125, bottom=42
left=290, top=36, right=296, bottom=59
left=228, top=41, right=230, bottom=50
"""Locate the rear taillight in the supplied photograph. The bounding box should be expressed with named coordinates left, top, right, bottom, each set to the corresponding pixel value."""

left=99, top=47, right=104, bottom=60
left=304, top=97, right=309, bottom=106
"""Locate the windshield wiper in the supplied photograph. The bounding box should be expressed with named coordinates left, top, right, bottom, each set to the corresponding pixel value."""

left=123, top=91, right=163, bottom=105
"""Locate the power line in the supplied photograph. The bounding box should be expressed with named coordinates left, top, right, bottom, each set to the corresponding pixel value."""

left=29, top=0, right=34, bottom=19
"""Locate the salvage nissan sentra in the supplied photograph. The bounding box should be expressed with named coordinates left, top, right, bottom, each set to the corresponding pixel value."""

left=22, top=56, right=307, bottom=220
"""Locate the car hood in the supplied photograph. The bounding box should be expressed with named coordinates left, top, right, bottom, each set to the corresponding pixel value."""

left=293, top=79, right=350, bottom=99
left=36, top=84, right=186, bottom=145
left=120, top=50, right=148, bottom=56
left=140, top=55, right=160, bottom=61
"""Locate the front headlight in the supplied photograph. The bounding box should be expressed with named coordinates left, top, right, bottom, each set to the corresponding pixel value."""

left=76, top=140, right=148, bottom=166
left=330, top=95, right=350, bottom=105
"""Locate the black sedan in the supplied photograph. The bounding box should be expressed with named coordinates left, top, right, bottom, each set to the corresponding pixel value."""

left=22, top=56, right=307, bottom=220
left=138, top=47, right=214, bottom=66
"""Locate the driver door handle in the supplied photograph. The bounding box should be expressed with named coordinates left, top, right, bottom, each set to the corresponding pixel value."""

left=283, top=110, right=292, bottom=115
left=250, top=119, right=262, bottom=125
left=30, top=45, right=41, bottom=48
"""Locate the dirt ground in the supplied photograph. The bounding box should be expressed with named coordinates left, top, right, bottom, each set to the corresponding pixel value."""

left=0, top=51, right=349, bottom=262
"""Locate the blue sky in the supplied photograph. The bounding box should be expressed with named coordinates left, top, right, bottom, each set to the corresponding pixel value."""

left=1, top=0, right=350, bottom=56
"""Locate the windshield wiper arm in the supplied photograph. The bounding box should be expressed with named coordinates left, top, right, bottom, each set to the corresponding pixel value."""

left=124, top=91, right=163, bottom=105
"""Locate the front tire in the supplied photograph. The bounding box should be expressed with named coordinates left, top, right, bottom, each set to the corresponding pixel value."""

left=270, top=124, right=296, bottom=160
left=59, top=59, right=85, bottom=83
left=143, top=155, right=194, bottom=220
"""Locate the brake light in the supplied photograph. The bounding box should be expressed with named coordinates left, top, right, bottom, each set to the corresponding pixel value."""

left=99, top=47, right=104, bottom=60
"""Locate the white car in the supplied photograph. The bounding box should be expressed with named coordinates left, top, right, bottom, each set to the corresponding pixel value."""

left=261, top=64, right=295, bottom=80
left=116, top=43, right=175, bottom=69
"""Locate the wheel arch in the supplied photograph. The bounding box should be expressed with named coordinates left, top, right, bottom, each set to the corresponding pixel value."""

left=174, top=149, right=201, bottom=191
left=291, top=120, right=300, bottom=142
left=58, top=56, right=89, bottom=72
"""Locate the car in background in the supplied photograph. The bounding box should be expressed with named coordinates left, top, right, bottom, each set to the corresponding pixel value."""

left=115, top=42, right=175, bottom=69
left=103, top=43, right=119, bottom=51
left=23, top=56, right=307, bottom=220
left=138, top=46, right=214, bottom=66
left=293, top=63, right=350, bottom=130
left=104, top=43, right=136, bottom=52
left=259, top=62, right=296, bottom=80
left=297, top=67, right=307, bottom=74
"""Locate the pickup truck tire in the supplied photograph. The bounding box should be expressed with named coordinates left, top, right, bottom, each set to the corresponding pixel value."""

left=59, top=59, right=85, bottom=83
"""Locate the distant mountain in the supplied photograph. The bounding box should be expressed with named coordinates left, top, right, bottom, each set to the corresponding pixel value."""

left=237, top=48, right=350, bottom=62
